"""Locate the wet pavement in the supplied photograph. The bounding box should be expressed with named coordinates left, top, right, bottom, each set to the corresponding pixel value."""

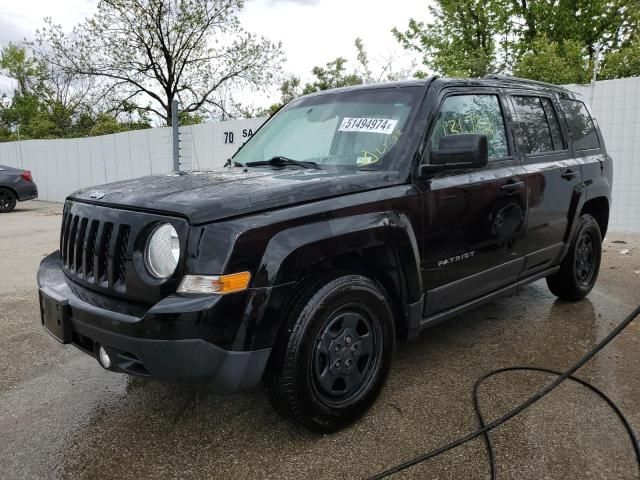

left=1, top=201, right=639, bottom=479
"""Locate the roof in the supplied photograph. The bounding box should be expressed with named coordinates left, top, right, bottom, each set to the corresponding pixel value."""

left=302, top=74, right=571, bottom=98
left=300, top=79, right=428, bottom=98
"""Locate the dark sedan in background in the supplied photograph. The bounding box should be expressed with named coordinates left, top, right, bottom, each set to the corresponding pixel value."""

left=0, top=164, right=38, bottom=212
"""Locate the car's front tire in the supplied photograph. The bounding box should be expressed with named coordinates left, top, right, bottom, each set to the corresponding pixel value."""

left=547, top=214, right=602, bottom=301
left=0, top=188, right=17, bottom=213
left=265, top=274, right=395, bottom=433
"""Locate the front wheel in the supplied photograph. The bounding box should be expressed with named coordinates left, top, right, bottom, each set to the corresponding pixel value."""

left=265, top=274, right=395, bottom=433
left=0, top=188, right=17, bottom=213
left=546, top=214, right=602, bottom=301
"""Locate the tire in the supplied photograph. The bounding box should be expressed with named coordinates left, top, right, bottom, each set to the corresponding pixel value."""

left=546, top=214, right=602, bottom=301
left=0, top=188, right=17, bottom=213
left=265, top=273, right=395, bottom=433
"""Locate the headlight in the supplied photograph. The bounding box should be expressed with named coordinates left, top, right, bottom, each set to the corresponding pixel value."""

left=145, top=223, right=180, bottom=279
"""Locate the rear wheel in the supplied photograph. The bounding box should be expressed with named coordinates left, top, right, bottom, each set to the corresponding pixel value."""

left=546, top=214, right=602, bottom=301
left=0, top=188, right=17, bottom=213
left=265, top=274, right=395, bottom=433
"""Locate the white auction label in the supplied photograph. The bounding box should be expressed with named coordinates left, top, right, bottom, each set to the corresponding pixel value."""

left=339, top=117, right=398, bottom=134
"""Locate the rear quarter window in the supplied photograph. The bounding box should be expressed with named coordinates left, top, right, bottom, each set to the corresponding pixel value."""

left=560, top=99, right=600, bottom=151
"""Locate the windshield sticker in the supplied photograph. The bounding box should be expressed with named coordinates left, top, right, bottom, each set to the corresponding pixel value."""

left=339, top=117, right=398, bottom=134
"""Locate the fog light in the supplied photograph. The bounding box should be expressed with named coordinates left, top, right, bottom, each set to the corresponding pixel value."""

left=98, top=346, right=112, bottom=369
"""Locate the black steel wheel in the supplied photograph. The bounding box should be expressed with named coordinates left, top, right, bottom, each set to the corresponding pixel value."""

left=265, top=273, right=395, bottom=433
left=575, top=231, right=597, bottom=286
left=0, top=188, right=17, bottom=213
left=311, top=306, right=382, bottom=408
left=547, top=214, right=602, bottom=301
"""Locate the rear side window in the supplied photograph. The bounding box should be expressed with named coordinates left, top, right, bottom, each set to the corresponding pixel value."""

left=561, top=99, right=600, bottom=151
left=512, top=96, right=565, bottom=154
left=540, top=98, right=565, bottom=150
left=430, top=94, right=509, bottom=159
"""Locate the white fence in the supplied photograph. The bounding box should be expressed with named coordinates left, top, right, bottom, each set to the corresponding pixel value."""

left=0, top=77, right=639, bottom=232
left=565, top=78, right=640, bottom=233
left=0, top=117, right=266, bottom=203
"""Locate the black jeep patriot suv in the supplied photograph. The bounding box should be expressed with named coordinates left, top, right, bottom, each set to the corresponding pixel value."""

left=38, top=75, right=612, bottom=433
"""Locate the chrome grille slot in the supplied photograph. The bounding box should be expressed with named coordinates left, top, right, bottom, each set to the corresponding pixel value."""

left=114, top=225, right=130, bottom=288
left=85, top=221, right=99, bottom=279
left=99, top=223, right=113, bottom=284
left=60, top=212, right=71, bottom=255
left=75, top=218, right=88, bottom=275
left=67, top=216, right=79, bottom=270
left=61, top=214, right=72, bottom=266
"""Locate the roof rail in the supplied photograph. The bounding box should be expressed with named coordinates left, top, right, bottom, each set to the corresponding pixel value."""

left=482, top=73, right=568, bottom=90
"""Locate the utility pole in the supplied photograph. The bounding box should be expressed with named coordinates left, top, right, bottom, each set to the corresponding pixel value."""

left=16, top=123, right=24, bottom=169
left=172, top=99, right=180, bottom=172
left=590, top=46, right=601, bottom=106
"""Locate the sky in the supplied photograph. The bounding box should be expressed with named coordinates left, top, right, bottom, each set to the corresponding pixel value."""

left=0, top=0, right=429, bottom=108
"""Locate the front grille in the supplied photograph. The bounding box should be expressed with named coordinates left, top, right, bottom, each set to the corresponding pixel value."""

left=60, top=213, right=130, bottom=291
left=59, top=201, right=187, bottom=305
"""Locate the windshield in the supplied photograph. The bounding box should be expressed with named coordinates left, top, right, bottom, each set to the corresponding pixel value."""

left=233, top=87, right=422, bottom=171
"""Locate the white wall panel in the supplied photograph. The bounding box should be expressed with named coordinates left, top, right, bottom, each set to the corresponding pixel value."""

left=0, top=118, right=266, bottom=204
left=566, top=77, right=640, bottom=233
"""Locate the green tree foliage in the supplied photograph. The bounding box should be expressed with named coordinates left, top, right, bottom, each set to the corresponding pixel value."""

left=394, top=0, right=640, bottom=83
left=301, top=57, right=363, bottom=94
left=393, top=0, right=500, bottom=77
left=0, top=44, right=151, bottom=141
left=513, top=36, right=592, bottom=84
left=600, top=37, right=640, bottom=79
left=354, top=37, right=373, bottom=83
left=34, top=0, right=284, bottom=125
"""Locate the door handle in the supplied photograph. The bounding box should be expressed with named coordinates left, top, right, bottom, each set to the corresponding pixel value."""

left=561, top=169, right=578, bottom=180
left=501, top=181, right=525, bottom=192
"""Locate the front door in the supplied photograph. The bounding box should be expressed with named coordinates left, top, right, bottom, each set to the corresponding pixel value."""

left=420, top=90, right=528, bottom=316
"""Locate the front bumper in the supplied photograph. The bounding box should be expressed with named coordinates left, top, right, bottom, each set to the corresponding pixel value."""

left=37, top=252, right=271, bottom=392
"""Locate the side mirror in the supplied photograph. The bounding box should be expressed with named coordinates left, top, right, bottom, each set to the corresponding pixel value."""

left=421, top=134, right=488, bottom=175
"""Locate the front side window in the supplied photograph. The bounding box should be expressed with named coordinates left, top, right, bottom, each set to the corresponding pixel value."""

left=430, top=94, right=509, bottom=160
left=560, top=99, right=600, bottom=151
left=233, top=87, right=421, bottom=171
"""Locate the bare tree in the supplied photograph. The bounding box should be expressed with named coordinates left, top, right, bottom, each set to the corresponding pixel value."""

left=1, top=42, right=103, bottom=136
left=33, top=0, right=284, bottom=125
left=354, top=38, right=418, bottom=83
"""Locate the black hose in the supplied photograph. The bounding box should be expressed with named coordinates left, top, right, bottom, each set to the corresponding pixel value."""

left=368, top=303, right=640, bottom=479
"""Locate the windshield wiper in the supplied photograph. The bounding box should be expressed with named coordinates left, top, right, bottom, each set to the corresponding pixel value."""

left=245, top=156, right=321, bottom=170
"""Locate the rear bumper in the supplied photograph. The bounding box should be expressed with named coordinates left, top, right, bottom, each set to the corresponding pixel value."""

left=15, top=181, right=38, bottom=201
left=19, top=191, right=38, bottom=201
left=37, top=252, right=271, bottom=391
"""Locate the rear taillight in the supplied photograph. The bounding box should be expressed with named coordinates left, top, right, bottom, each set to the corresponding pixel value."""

left=21, top=171, right=33, bottom=182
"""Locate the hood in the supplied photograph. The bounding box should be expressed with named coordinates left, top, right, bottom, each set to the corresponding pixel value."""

left=70, top=168, right=399, bottom=224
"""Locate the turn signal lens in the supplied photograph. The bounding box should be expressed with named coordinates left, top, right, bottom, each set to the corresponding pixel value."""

left=177, top=272, right=251, bottom=294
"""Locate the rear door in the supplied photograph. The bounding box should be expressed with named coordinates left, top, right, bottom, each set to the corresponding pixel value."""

left=420, top=89, right=528, bottom=316
left=558, top=97, right=608, bottom=209
left=508, top=92, right=582, bottom=275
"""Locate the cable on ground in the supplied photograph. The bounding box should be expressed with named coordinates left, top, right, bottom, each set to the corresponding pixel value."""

left=369, top=304, right=640, bottom=479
